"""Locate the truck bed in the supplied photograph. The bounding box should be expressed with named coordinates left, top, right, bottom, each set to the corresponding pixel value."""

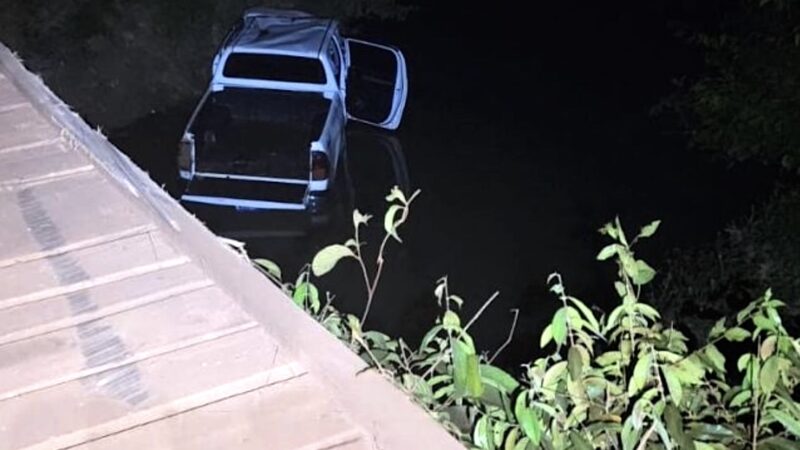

left=190, top=88, right=330, bottom=179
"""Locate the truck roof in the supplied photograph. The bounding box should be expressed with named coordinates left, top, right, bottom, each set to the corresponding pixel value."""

left=230, top=9, right=335, bottom=59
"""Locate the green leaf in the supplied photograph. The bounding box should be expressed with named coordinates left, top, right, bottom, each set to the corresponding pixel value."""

left=385, top=185, right=407, bottom=203
left=653, top=418, right=673, bottom=450
left=631, top=259, right=656, bottom=286
left=493, top=422, right=511, bottom=448
left=552, top=307, right=568, bottom=346
left=568, top=346, right=583, bottom=380
left=687, top=423, right=736, bottom=442
left=543, top=361, right=568, bottom=391
left=443, top=310, right=461, bottom=331
left=737, top=353, right=752, bottom=372
left=480, top=364, right=520, bottom=394
left=253, top=258, right=282, bottom=279
left=759, top=437, right=800, bottom=450
left=503, top=428, right=520, bottom=450
left=769, top=409, right=800, bottom=439
left=352, top=209, right=371, bottom=227
left=753, top=313, right=777, bottom=333
left=540, top=324, right=553, bottom=348
left=628, top=353, right=652, bottom=396
left=512, top=437, right=530, bottom=450
left=704, top=344, right=726, bottom=374
left=596, top=351, right=622, bottom=367
left=709, top=318, right=726, bottom=339
left=664, top=403, right=685, bottom=446
left=569, top=431, right=593, bottom=450
left=637, top=220, right=661, bottom=239
left=663, top=366, right=683, bottom=405
left=635, top=303, right=661, bottom=320
left=729, top=389, right=751, bottom=407
left=597, top=244, right=619, bottom=261
left=600, top=221, right=619, bottom=239
left=622, top=415, right=641, bottom=450
left=614, top=281, right=627, bottom=298
left=383, top=204, right=404, bottom=242
left=473, top=415, right=493, bottom=450
left=453, top=338, right=484, bottom=398
left=514, top=393, right=542, bottom=446
left=568, top=297, right=601, bottom=333
left=761, top=356, right=780, bottom=394
left=607, top=305, right=625, bottom=331
left=292, top=281, right=320, bottom=313
left=673, top=355, right=706, bottom=385
left=311, top=244, right=355, bottom=276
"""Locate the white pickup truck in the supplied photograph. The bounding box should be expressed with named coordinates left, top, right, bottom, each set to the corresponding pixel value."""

left=177, top=8, right=408, bottom=211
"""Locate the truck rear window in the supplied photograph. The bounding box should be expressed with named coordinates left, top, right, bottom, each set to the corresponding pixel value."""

left=222, top=53, right=326, bottom=84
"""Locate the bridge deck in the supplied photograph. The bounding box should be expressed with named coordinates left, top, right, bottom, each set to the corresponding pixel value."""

left=0, top=44, right=462, bottom=450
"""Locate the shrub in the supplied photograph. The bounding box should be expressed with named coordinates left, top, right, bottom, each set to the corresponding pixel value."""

left=251, top=189, right=800, bottom=449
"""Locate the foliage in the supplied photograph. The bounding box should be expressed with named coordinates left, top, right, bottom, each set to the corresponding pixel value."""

left=657, top=0, right=800, bottom=170
left=655, top=188, right=800, bottom=343
left=254, top=190, right=800, bottom=449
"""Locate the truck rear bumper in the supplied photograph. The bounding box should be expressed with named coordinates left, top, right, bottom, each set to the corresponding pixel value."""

left=180, top=194, right=306, bottom=211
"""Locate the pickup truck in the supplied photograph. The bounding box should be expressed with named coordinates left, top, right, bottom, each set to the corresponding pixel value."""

left=177, top=8, right=408, bottom=212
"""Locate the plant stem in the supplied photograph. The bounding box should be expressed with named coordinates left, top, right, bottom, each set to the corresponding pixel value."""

left=636, top=421, right=657, bottom=450
left=361, top=232, right=392, bottom=325
left=421, top=291, right=500, bottom=381
left=464, top=291, right=500, bottom=331
left=489, top=309, right=519, bottom=363
left=753, top=337, right=761, bottom=449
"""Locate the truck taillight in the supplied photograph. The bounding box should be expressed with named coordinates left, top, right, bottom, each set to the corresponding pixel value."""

left=311, top=151, right=329, bottom=180
left=177, top=139, right=192, bottom=172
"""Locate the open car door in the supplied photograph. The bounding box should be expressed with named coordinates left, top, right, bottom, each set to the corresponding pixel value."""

left=344, top=38, right=408, bottom=130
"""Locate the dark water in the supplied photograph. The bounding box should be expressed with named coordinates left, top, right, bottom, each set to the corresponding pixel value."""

left=111, top=2, right=775, bottom=368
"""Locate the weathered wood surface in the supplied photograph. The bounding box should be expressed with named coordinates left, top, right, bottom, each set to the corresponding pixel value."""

left=0, top=43, right=463, bottom=450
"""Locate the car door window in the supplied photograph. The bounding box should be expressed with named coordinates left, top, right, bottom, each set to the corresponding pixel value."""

left=344, top=39, right=408, bottom=130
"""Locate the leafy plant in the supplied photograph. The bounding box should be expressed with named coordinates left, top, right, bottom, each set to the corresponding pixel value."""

left=253, top=189, right=800, bottom=449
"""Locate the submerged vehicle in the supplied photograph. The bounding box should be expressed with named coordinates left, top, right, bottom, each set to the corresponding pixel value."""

left=177, top=8, right=409, bottom=211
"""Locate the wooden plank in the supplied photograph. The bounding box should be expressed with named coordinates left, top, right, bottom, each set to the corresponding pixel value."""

left=0, top=224, right=157, bottom=269
left=0, top=328, right=302, bottom=450
left=74, top=375, right=367, bottom=450
left=0, top=74, right=26, bottom=110
left=0, top=104, right=59, bottom=151
left=0, top=171, right=151, bottom=261
left=0, top=164, right=94, bottom=189
left=0, top=285, right=254, bottom=399
left=0, top=263, right=207, bottom=343
left=0, top=231, right=184, bottom=310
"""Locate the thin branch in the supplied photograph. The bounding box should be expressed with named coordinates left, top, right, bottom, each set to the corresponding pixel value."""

left=421, top=291, right=500, bottom=380
left=636, top=421, right=657, bottom=450
left=464, top=291, right=500, bottom=332
left=489, top=309, right=519, bottom=363
left=361, top=231, right=392, bottom=324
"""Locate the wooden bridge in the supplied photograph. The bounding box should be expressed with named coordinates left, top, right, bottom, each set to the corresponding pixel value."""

left=0, top=43, right=462, bottom=450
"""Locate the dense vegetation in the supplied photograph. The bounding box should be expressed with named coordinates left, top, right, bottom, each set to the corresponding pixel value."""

left=250, top=189, right=800, bottom=449
left=653, top=0, right=800, bottom=336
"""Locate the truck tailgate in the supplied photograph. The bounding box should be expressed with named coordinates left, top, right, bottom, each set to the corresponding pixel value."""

left=190, top=88, right=330, bottom=179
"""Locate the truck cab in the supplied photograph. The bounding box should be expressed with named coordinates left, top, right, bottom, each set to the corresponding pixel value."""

left=178, top=8, right=408, bottom=211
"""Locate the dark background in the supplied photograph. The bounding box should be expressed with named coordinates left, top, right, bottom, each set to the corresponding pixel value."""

left=1, top=0, right=778, bottom=368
